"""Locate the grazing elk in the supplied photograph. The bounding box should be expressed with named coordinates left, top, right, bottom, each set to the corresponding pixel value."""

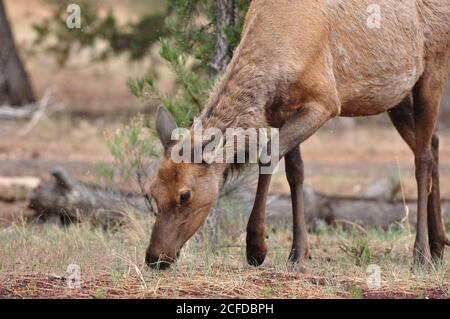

left=146, top=0, right=450, bottom=270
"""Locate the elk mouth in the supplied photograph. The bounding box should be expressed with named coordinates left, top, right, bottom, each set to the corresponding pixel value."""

left=145, top=251, right=181, bottom=270
left=145, top=203, right=214, bottom=271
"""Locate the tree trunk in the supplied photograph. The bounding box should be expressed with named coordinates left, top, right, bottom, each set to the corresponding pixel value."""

left=0, top=0, right=35, bottom=106
left=208, top=0, right=235, bottom=78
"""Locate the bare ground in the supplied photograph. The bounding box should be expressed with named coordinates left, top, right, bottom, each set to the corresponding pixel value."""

left=0, top=273, right=447, bottom=299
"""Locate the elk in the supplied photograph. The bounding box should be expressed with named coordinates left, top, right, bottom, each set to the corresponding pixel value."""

left=145, top=0, right=450, bottom=270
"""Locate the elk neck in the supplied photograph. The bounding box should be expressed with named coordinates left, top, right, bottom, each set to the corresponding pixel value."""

left=199, top=61, right=275, bottom=132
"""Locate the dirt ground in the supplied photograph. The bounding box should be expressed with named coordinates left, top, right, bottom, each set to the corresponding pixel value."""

left=0, top=273, right=447, bottom=299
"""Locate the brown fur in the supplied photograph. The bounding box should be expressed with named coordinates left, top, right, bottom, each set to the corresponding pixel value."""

left=146, top=0, right=450, bottom=269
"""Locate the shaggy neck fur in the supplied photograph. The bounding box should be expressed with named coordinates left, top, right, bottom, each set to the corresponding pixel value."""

left=200, top=62, right=272, bottom=131
left=197, top=11, right=288, bottom=132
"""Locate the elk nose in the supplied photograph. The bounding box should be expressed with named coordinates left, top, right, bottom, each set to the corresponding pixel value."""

left=145, top=254, right=171, bottom=270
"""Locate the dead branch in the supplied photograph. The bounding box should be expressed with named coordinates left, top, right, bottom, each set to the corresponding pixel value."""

left=263, top=186, right=450, bottom=230
left=0, top=103, right=41, bottom=119
left=0, top=88, right=64, bottom=121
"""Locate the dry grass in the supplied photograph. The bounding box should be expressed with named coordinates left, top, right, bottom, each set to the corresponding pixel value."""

left=0, top=212, right=448, bottom=299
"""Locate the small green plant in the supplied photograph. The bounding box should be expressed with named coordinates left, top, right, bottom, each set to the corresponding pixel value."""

left=95, top=162, right=115, bottom=182
left=339, top=233, right=373, bottom=267
left=415, top=288, right=425, bottom=299
left=96, top=114, right=161, bottom=202
left=350, top=284, right=363, bottom=299
left=261, top=285, right=273, bottom=298
left=95, top=288, right=106, bottom=299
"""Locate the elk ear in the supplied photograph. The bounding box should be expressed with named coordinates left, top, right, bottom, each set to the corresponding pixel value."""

left=156, top=106, right=178, bottom=154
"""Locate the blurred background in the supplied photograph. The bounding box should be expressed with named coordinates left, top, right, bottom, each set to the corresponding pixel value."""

left=1, top=0, right=450, bottom=223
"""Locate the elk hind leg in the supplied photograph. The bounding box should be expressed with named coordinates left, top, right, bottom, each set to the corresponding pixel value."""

left=427, top=135, right=450, bottom=261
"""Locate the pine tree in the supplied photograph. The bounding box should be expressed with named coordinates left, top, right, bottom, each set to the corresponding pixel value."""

left=128, top=0, right=250, bottom=126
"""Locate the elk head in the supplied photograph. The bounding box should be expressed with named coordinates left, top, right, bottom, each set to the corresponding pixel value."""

left=145, top=106, right=224, bottom=269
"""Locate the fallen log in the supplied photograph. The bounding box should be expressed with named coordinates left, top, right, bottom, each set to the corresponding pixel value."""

left=28, top=167, right=449, bottom=230
left=264, top=186, right=450, bottom=230
left=29, top=167, right=153, bottom=226
left=362, top=176, right=401, bottom=200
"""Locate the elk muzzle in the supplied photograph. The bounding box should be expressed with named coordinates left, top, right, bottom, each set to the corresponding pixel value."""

left=145, top=218, right=182, bottom=270
left=145, top=249, right=180, bottom=270
left=145, top=201, right=215, bottom=270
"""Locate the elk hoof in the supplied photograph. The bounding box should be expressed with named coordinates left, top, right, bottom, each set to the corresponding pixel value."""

left=246, top=229, right=267, bottom=266
left=246, top=247, right=267, bottom=266
left=430, top=237, right=448, bottom=263
left=288, top=252, right=308, bottom=273
left=287, top=261, right=306, bottom=273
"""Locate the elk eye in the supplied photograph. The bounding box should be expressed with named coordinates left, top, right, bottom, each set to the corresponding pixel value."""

left=180, top=191, right=191, bottom=205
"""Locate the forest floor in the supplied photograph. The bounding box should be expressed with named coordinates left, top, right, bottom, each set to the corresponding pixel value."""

left=0, top=213, right=448, bottom=299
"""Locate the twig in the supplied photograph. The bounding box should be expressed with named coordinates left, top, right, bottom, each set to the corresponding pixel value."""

left=0, top=87, right=65, bottom=137
left=113, top=251, right=148, bottom=292
left=17, top=89, right=52, bottom=137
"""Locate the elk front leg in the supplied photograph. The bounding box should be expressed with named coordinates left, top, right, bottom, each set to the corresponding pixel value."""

left=285, top=145, right=309, bottom=271
left=246, top=173, right=272, bottom=266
